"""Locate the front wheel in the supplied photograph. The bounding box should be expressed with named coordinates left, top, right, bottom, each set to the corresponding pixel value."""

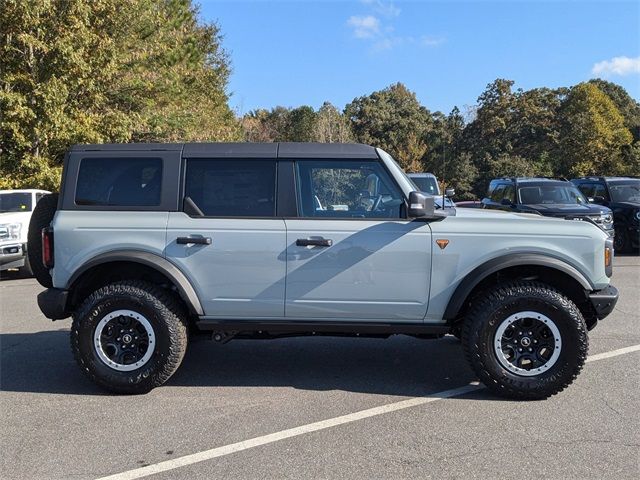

left=614, top=228, right=630, bottom=253
left=462, top=281, right=588, bottom=400
left=71, top=281, right=188, bottom=394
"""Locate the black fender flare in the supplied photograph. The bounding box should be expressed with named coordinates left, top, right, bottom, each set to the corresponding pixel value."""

left=67, top=250, right=204, bottom=315
left=443, top=253, right=593, bottom=321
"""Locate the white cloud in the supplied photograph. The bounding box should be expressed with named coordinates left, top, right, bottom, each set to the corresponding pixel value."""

left=361, top=0, right=401, bottom=18
left=347, top=15, right=380, bottom=39
left=421, top=35, right=446, bottom=47
left=591, top=56, right=640, bottom=76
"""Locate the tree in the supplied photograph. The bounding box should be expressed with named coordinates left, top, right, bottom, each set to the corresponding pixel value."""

left=588, top=79, right=640, bottom=141
left=0, top=0, right=240, bottom=190
left=313, top=102, right=353, bottom=143
left=345, top=83, right=432, bottom=170
left=558, top=83, right=633, bottom=176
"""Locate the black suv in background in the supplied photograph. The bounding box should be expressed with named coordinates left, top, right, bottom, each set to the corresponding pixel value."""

left=482, top=177, right=614, bottom=236
left=571, top=177, right=640, bottom=252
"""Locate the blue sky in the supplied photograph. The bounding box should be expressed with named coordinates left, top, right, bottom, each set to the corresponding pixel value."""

left=199, top=0, right=640, bottom=116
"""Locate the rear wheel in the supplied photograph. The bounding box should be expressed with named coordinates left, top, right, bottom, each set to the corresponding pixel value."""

left=19, top=252, right=33, bottom=276
left=71, top=280, right=188, bottom=394
left=462, top=281, right=588, bottom=400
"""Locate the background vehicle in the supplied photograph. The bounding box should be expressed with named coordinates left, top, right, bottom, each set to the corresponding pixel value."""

left=32, top=143, right=617, bottom=400
left=455, top=200, right=483, bottom=208
left=482, top=177, right=614, bottom=236
left=571, top=177, right=640, bottom=253
left=407, top=172, right=439, bottom=195
left=0, top=189, right=50, bottom=275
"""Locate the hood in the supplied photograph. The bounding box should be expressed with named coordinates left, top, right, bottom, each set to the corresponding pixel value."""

left=0, top=211, right=31, bottom=225
left=610, top=201, right=640, bottom=210
left=524, top=203, right=611, bottom=216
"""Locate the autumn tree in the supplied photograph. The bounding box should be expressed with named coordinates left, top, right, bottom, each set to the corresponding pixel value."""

left=558, top=83, right=633, bottom=176
left=0, top=0, right=240, bottom=190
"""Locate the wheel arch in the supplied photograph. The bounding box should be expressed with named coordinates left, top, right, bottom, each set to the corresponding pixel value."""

left=66, top=250, right=204, bottom=316
left=443, top=253, right=596, bottom=326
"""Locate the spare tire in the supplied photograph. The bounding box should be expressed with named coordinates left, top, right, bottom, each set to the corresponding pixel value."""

left=28, top=193, right=58, bottom=288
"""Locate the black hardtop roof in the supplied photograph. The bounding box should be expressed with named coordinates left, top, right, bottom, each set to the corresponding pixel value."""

left=571, top=176, right=639, bottom=182
left=70, top=142, right=379, bottom=159
left=491, top=177, right=570, bottom=185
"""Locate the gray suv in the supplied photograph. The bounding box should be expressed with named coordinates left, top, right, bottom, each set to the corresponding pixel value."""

left=32, top=143, right=618, bottom=399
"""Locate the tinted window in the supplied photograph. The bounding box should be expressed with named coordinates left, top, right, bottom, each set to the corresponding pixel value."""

left=0, top=193, right=32, bottom=212
left=296, top=160, right=404, bottom=218
left=490, top=184, right=506, bottom=202
left=411, top=176, right=439, bottom=195
left=575, top=183, right=594, bottom=198
left=185, top=159, right=276, bottom=217
left=609, top=181, right=640, bottom=203
left=76, top=158, right=162, bottom=206
left=503, top=185, right=516, bottom=203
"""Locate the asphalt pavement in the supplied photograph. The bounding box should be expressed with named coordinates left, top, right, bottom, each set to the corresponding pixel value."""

left=1, top=255, right=639, bottom=480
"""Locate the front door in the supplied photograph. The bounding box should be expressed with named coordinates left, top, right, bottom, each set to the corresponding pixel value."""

left=165, top=158, right=286, bottom=318
left=285, top=159, right=432, bottom=321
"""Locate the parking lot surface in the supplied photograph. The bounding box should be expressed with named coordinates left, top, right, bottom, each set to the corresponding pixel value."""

left=1, top=256, right=639, bottom=480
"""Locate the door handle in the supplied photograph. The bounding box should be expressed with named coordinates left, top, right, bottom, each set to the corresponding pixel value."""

left=296, top=238, right=333, bottom=247
left=177, top=236, right=212, bottom=245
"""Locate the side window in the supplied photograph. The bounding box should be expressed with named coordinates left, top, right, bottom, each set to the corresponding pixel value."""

left=184, top=159, right=276, bottom=217
left=503, top=185, right=515, bottom=203
left=576, top=183, right=594, bottom=198
left=490, top=184, right=506, bottom=202
left=296, top=160, right=404, bottom=218
left=76, top=158, right=162, bottom=206
left=593, top=183, right=609, bottom=200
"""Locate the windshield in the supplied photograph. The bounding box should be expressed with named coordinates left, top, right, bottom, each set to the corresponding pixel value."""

left=411, top=176, right=439, bottom=195
left=518, top=185, right=589, bottom=205
left=609, top=181, right=640, bottom=203
left=0, top=193, right=32, bottom=212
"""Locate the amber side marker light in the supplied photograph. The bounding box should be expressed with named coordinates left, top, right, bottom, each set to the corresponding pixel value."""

left=604, top=246, right=611, bottom=268
left=436, top=239, right=450, bottom=250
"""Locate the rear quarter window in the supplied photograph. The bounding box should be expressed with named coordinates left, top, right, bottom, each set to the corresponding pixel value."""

left=75, top=158, right=162, bottom=206
left=184, top=159, right=277, bottom=217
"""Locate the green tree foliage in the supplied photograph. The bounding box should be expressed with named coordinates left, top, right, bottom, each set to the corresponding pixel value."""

left=588, top=79, right=640, bottom=141
left=345, top=83, right=432, bottom=171
left=1, top=0, right=239, bottom=190
left=313, top=102, right=353, bottom=143
left=558, top=83, right=633, bottom=177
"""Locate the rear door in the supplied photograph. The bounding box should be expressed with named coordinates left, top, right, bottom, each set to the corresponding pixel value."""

left=284, top=159, right=432, bottom=321
left=165, top=148, right=286, bottom=318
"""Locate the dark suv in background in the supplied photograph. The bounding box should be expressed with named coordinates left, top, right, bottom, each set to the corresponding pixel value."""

left=482, top=177, right=614, bottom=236
left=571, top=177, right=640, bottom=252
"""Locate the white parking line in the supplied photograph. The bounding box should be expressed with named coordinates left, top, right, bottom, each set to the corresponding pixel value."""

left=96, top=344, right=640, bottom=480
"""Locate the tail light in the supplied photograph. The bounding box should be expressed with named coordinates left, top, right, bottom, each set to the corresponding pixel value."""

left=42, top=227, right=54, bottom=268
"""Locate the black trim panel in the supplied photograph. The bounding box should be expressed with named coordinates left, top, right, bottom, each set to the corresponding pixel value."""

left=195, top=319, right=450, bottom=335
left=588, top=284, right=618, bottom=319
left=443, top=253, right=593, bottom=321
left=37, top=288, right=70, bottom=320
left=66, top=250, right=204, bottom=315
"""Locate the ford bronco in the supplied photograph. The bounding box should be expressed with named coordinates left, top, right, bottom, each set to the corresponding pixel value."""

left=32, top=142, right=618, bottom=399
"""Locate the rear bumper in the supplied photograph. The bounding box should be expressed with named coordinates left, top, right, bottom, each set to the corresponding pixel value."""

left=588, top=285, right=619, bottom=320
left=37, top=288, right=70, bottom=320
left=0, top=243, right=26, bottom=270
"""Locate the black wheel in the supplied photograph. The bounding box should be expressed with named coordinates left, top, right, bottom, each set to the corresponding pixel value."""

left=613, top=228, right=630, bottom=253
left=462, top=281, right=588, bottom=400
left=27, top=193, right=58, bottom=287
left=71, top=280, right=188, bottom=394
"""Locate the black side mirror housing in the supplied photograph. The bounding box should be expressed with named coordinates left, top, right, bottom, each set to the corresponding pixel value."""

left=591, top=196, right=606, bottom=205
left=408, top=191, right=436, bottom=218
left=500, top=198, right=513, bottom=206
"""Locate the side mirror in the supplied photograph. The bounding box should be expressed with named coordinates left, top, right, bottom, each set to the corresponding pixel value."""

left=445, top=187, right=455, bottom=198
left=408, top=191, right=435, bottom=218
left=591, top=196, right=606, bottom=205
left=500, top=198, right=513, bottom=206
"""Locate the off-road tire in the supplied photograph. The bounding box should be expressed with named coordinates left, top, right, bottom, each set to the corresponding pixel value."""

left=462, top=281, right=588, bottom=400
left=71, top=281, right=188, bottom=394
left=19, top=252, right=33, bottom=276
left=27, top=193, right=58, bottom=287
left=614, top=228, right=631, bottom=253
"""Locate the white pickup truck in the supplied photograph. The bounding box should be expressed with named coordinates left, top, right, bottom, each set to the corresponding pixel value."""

left=0, top=189, right=50, bottom=274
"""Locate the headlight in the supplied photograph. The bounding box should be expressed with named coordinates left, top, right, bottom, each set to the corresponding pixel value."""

left=635, top=210, right=640, bottom=221
left=600, top=213, right=613, bottom=224
left=0, top=223, right=22, bottom=241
